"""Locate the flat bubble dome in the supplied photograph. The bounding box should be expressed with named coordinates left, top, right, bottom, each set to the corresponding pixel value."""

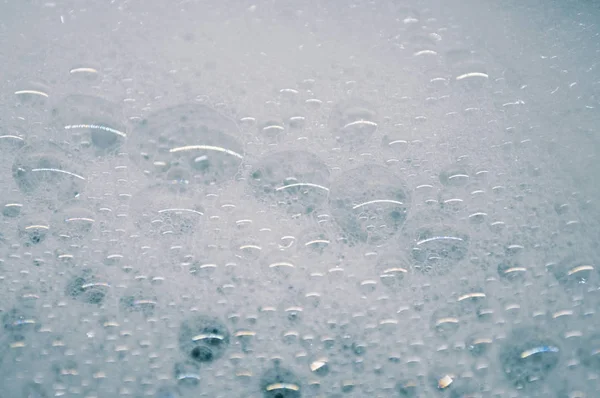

left=328, top=164, right=411, bottom=243
left=248, top=150, right=330, bottom=215
left=51, top=94, right=127, bottom=154
left=129, top=103, right=244, bottom=186
left=12, top=141, right=87, bottom=204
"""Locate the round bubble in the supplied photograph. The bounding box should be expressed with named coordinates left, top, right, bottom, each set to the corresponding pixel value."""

left=3, top=307, right=41, bottom=333
left=376, top=253, right=409, bottom=290
left=578, top=333, right=600, bottom=370
left=260, top=366, right=301, bottom=398
left=410, top=225, right=469, bottom=274
left=499, top=327, right=560, bottom=389
left=52, top=204, right=96, bottom=240
left=22, top=382, right=48, bottom=398
left=131, top=185, right=205, bottom=238
left=174, top=361, right=201, bottom=387
left=51, top=94, right=127, bottom=155
left=18, top=215, right=50, bottom=246
left=329, top=99, right=378, bottom=147
left=12, top=141, right=86, bottom=205
left=0, top=130, right=26, bottom=169
left=549, top=255, right=596, bottom=286
left=329, top=165, right=410, bottom=244
left=249, top=150, right=330, bottom=215
left=120, top=291, right=158, bottom=316
left=65, top=269, right=110, bottom=305
left=129, top=103, right=243, bottom=185
left=178, top=315, right=230, bottom=363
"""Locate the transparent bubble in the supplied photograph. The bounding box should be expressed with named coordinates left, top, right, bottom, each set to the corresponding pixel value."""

left=51, top=358, right=79, bottom=382
left=155, top=385, right=181, bottom=398
left=297, top=225, right=336, bottom=260
left=447, top=379, right=483, bottom=398
left=131, top=185, right=205, bottom=239
left=457, top=290, right=488, bottom=317
left=0, top=130, right=26, bottom=168
left=249, top=150, right=330, bottom=216
left=499, top=327, right=560, bottom=389
left=445, top=48, right=490, bottom=90
left=431, top=307, right=460, bottom=337
left=260, top=365, right=301, bottom=398
left=2, top=199, right=24, bottom=218
left=466, top=333, right=493, bottom=357
left=51, top=94, right=127, bottom=155
left=22, top=382, right=48, bottom=398
left=52, top=204, right=96, bottom=240
left=497, top=261, right=528, bottom=282
left=65, top=269, right=110, bottom=305
left=578, top=333, right=600, bottom=370
left=12, top=141, right=86, bottom=205
left=120, top=291, right=158, bottom=315
left=329, top=165, right=410, bottom=244
left=3, top=307, right=41, bottom=333
left=68, top=65, right=100, bottom=82
left=178, top=315, right=230, bottom=363
left=439, top=165, right=471, bottom=187
left=129, top=103, right=243, bottom=185
left=376, top=253, right=409, bottom=290
left=18, top=215, right=50, bottom=246
left=329, top=99, right=378, bottom=147
left=13, top=79, right=51, bottom=116
left=262, top=251, right=298, bottom=281
left=395, top=378, right=419, bottom=397
left=259, top=119, right=286, bottom=141
left=410, top=225, right=469, bottom=274
left=548, top=255, right=596, bottom=286
left=174, top=361, right=201, bottom=386
left=16, top=285, right=41, bottom=309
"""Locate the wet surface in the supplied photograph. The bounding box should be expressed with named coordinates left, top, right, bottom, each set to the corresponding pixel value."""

left=0, top=0, right=599, bottom=397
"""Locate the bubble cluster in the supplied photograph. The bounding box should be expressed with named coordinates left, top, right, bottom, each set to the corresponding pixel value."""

left=0, top=2, right=597, bottom=396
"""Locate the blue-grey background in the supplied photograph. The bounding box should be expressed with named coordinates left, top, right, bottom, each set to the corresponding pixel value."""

left=1, top=0, right=599, bottom=397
